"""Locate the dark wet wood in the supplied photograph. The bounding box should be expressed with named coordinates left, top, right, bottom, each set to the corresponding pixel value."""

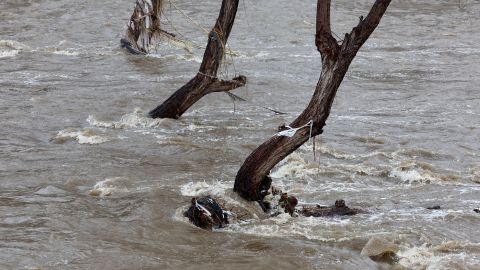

left=234, top=0, right=392, bottom=202
left=149, top=0, right=245, bottom=119
left=184, top=196, right=229, bottom=230
left=300, top=200, right=360, bottom=217
left=185, top=196, right=361, bottom=230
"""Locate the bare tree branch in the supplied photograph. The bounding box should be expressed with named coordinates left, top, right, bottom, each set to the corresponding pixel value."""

left=315, top=0, right=339, bottom=60
left=234, top=0, right=393, bottom=202
left=205, top=76, right=247, bottom=93
left=149, top=0, right=243, bottom=119
left=341, top=0, right=392, bottom=59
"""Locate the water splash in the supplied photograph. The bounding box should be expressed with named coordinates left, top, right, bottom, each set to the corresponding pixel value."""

left=53, top=128, right=110, bottom=144
left=0, top=40, right=29, bottom=58
left=88, top=177, right=130, bottom=197
left=87, top=108, right=173, bottom=129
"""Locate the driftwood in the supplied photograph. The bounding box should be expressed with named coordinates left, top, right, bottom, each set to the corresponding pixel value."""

left=299, top=199, right=360, bottom=217
left=234, top=0, right=392, bottom=203
left=273, top=190, right=360, bottom=217
left=185, top=195, right=361, bottom=230
left=149, top=0, right=245, bottom=119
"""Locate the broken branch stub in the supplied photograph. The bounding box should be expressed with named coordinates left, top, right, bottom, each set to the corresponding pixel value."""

left=149, top=0, right=245, bottom=119
left=234, top=0, right=392, bottom=202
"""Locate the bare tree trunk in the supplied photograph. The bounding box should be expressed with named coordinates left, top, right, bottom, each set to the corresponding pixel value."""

left=149, top=0, right=246, bottom=119
left=234, top=0, right=392, bottom=202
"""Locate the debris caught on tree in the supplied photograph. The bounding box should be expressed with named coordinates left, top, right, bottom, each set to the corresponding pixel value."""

left=278, top=193, right=298, bottom=216
left=123, top=0, right=164, bottom=54
left=121, top=0, right=194, bottom=54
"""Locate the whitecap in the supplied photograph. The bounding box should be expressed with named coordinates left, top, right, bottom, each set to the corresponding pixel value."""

left=388, top=168, right=436, bottom=184
left=87, top=108, right=173, bottom=129
left=0, top=40, right=29, bottom=58
left=270, top=152, right=320, bottom=179
left=396, top=242, right=480, bottom=270
left=0, top=50, right=19, bottom=58
left=51, top=49, right=80, bottom=56
left=53, top=128, right=110, bottom=144
left=88, top=177, right=129, bottom=197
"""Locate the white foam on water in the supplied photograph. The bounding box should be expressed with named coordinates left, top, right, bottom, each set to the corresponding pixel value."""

left=0, top=40, right=29, bottom=58
left=223, top=214, right=361, bottom=242
left=54, top=128, right=110, bottom=144
left=270, top=152, right=320, bottom=179
left=35, top=185, right=67, bottom=196
left=389, top=168, right=436, bottom=184
left=51, top=49, right=80, bottom=56
left=179, top=180, right=243, bottom=207
left=0, top=40, right=29, bottom=50
left=397, top=241, right=480, bottom=270
left=0, top=50, right=19, bottom=58
left=147, top=52, right=203, bottom=63
left=235, top=51, right=270, bottom=60
left=269, top=151, right=388, bottom=194
left=88, top=177, right=130, bottom=197
left=87, top=108, right=173, bottom=129
left=172, top=206, right=191, bottom=223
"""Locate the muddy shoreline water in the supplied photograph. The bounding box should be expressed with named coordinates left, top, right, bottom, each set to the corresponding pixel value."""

left=1, top=0, right=480, bottom=269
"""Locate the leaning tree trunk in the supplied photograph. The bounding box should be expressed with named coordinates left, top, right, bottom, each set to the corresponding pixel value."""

left=149, top=0, right=246, bottom=119
left=234, top=0, right=392, bottom=202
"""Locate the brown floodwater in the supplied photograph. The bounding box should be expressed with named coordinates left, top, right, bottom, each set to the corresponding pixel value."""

left=1, top=0, right=479, bottom=269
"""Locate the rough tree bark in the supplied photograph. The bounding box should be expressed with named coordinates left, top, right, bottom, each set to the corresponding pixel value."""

left=234, top=0, right=392, bottom=202
left=149, top=0, right=246, bottom=119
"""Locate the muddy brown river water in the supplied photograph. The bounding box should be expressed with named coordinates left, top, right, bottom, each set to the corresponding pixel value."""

left=1, top=0, right=480, bottom=269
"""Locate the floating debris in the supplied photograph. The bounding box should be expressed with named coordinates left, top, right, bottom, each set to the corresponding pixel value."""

left=184, top=196, right=229, bottom=230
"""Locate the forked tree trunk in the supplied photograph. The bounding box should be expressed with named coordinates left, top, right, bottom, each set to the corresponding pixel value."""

left=149, top=0, right=246, bottom=119
left=234, top=0, right=392, bottom=202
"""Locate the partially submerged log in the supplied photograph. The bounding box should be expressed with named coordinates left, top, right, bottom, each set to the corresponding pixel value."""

left=185, top=195, right=361, bottom=230
left=300, top=199, right=360, bottom=217
left=274, top=191, right=360, bottom=217
left=184, top=196, right=229, bottom=230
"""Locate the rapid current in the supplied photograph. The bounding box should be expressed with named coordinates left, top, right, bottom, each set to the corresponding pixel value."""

left=1, top=0, right=479, bottom=269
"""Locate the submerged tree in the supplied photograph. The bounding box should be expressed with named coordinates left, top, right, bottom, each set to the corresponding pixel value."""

left=121, top=0, right=196, bottom=54
left=121, top=0, right=165, bottom=54
left=234, top=0, right=392, bottom=202
left=148, top=0, right=246, bottom=119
